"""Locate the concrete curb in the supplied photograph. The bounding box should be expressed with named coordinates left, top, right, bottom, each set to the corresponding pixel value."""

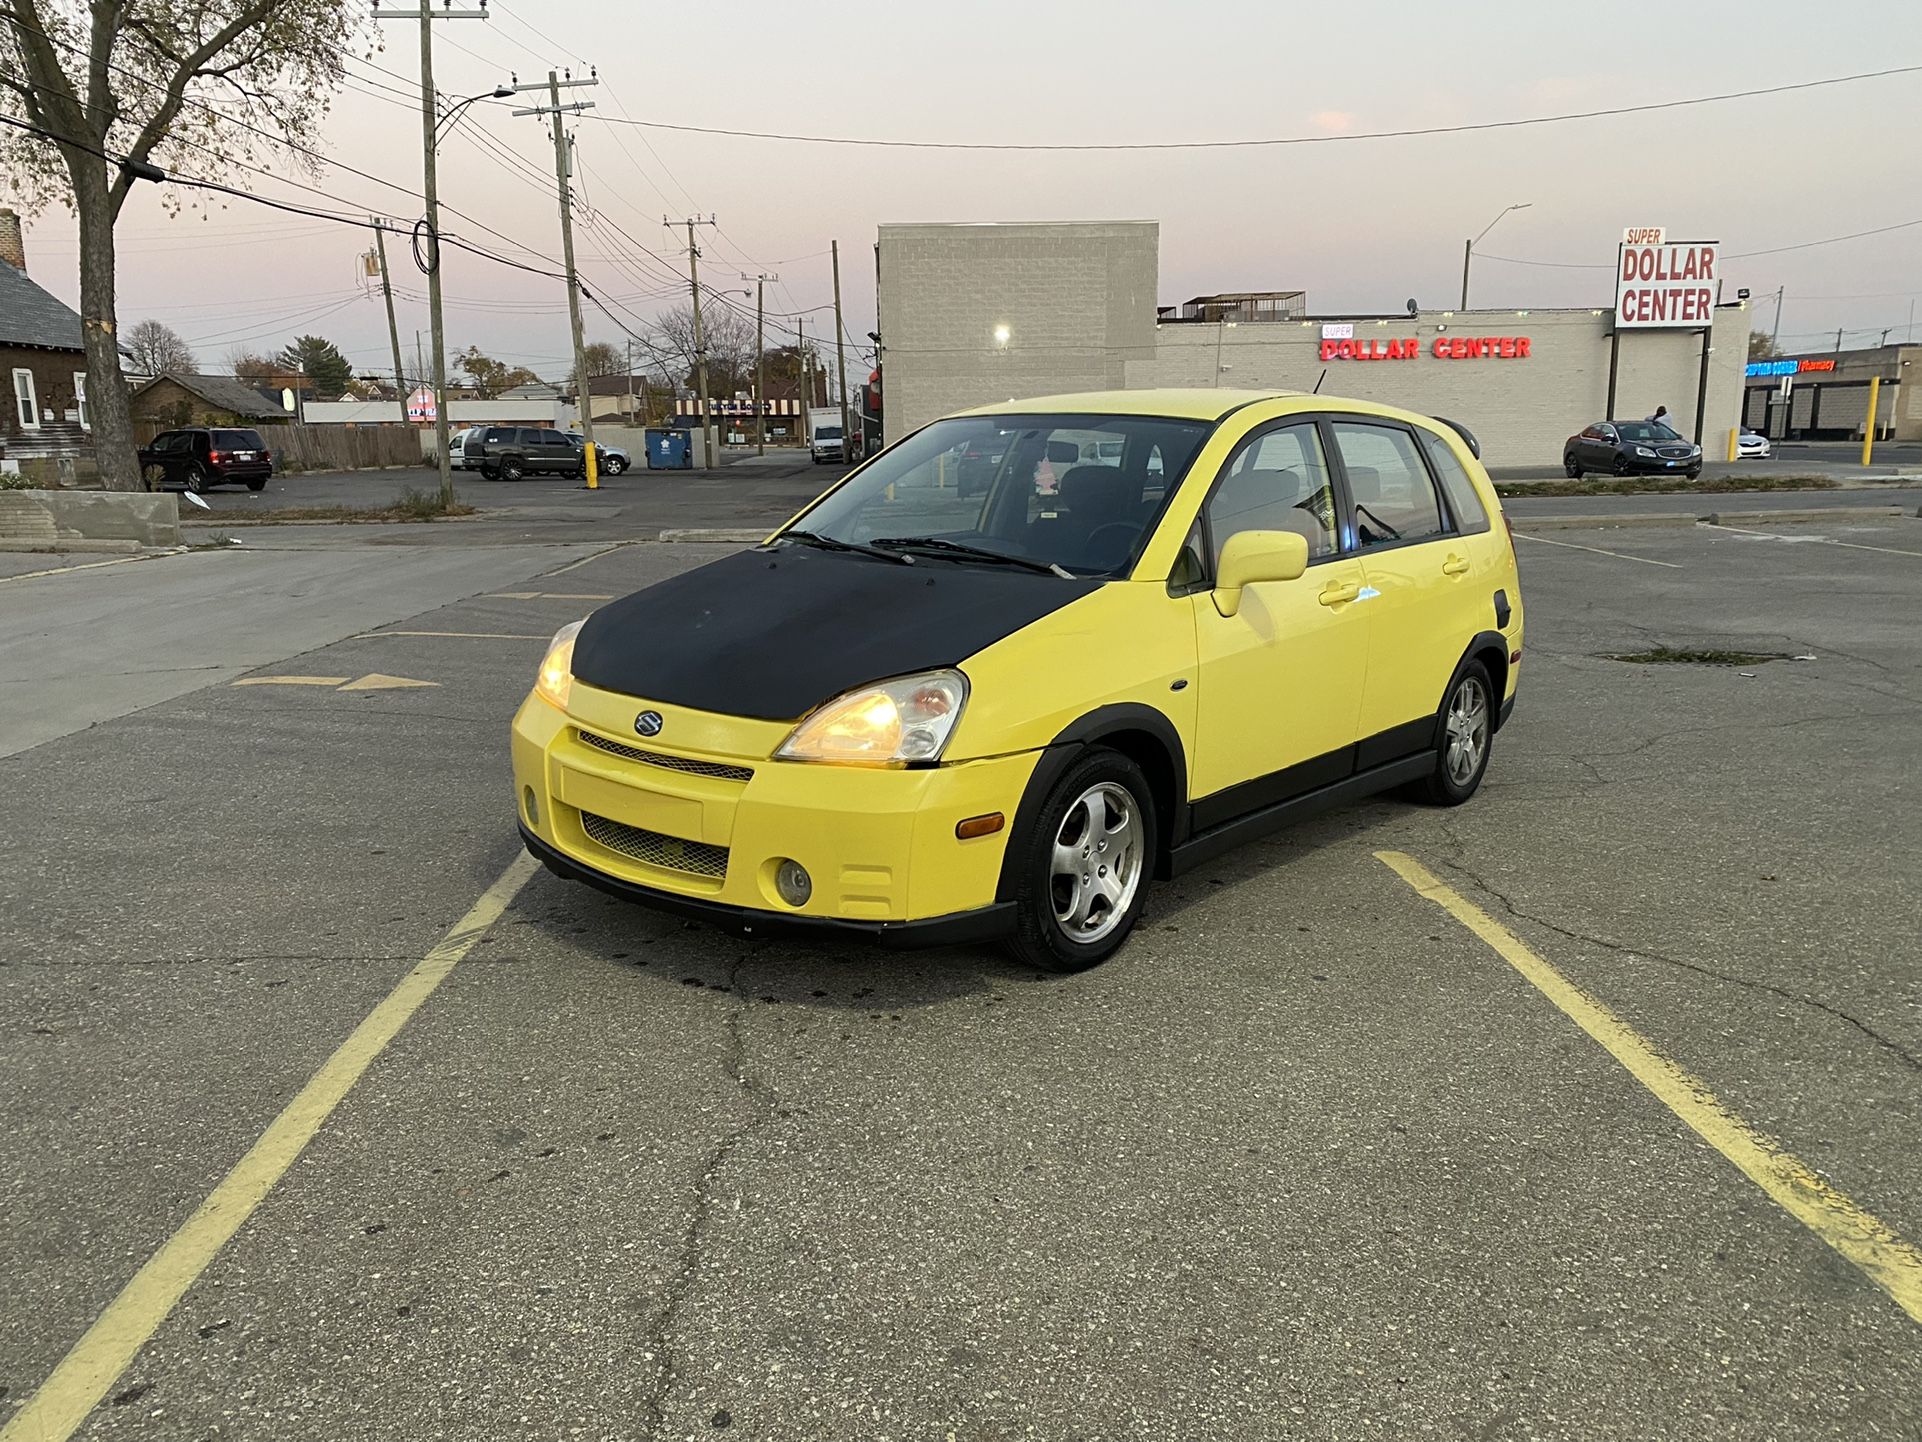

left=1513, top=505, right=1906, bottom=531
left=657, top=527, right=767, bottom=544
left=0, top=536, right=145, bottom=554
left=0, top=489, right=181, bottom=546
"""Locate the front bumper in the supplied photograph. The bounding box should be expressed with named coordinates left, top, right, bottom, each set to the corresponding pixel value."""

left=521, top=824, right=1013, bottom=945
left=1620, top=454, right=1700, bottom=473
left=512, top=682, right=1040, bottom=939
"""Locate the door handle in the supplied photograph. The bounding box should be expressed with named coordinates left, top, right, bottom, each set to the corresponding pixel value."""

left=1441, top=555, right=1471, bottom=576
left=1317, top=580, right=1362, bottom=607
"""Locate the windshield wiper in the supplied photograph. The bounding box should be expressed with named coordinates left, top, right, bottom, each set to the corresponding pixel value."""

left=870, top=536, right=1074, bottom=578
left=775, top=529, right=913, bottom=564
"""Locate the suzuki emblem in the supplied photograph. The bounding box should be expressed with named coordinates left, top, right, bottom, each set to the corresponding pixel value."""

left=634, top=710, right=664, bottom=737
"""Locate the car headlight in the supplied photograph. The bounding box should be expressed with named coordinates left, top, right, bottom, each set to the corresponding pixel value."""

left=1690, top=445, right=1702, bottom=456
left=1635, top=446, right=1655, bottom=458
left=776, top=669, right=968, bottom=766
left=535, top=620, right=584, bottom=710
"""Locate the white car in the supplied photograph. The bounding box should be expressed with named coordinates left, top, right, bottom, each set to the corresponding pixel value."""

left=447, top=427, right=475, bottom=469
left=1737, top=429, right=1771, bottom=459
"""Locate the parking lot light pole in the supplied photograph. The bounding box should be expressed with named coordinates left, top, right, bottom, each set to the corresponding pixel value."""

left=1461, top=203, right=1531, bottom=310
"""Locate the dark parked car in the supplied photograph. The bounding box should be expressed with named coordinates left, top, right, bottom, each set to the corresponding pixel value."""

left=1564, top=420, right=1702, bottom=479
left=461, top=426, right=586, bottom=481
left=137, top=427, right=274, bottom=493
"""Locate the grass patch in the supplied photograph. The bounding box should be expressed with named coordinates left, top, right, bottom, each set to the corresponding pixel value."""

left=180, top=487, right=478, bottom=525
left=1495, top=475, right=1840, bottom=498
left=1609, top=646, right=1787, bottom=667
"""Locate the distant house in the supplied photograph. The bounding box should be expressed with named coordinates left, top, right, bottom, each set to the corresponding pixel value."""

left=132, top=372, right=295, bottom=430
left=498, top=380, right=565, bottom=401
left=0, top=207, right=94, bottom=468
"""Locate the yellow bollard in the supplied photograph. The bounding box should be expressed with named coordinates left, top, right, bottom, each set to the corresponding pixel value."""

left=585, top=441, right=599, bottom=490
left=1727, top=426, right=1739, bottom=463
left=1861, top=377, right=1880, bottom=467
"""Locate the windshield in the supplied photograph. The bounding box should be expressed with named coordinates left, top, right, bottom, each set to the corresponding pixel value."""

left=1616, top=422, right=1682, bottom=442
left=785, top=414, right=1210, bottom=576
left=817, top=426, right=843, bottom=440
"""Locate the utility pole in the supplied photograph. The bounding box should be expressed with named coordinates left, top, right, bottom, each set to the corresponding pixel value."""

left=415, top=330, right=426, bottom=392
left=625, top=338, right=635, bottom=423
left=742, top=271, right=778, bottom=456
left=668, top=215, right=718, bottom=465
left=832, top=240, right=850, bottom=462
left=375, top=0, right=489, bottom=508
left=510, top=69, right=599, bottom=481
left=1836, top=327, right=1845, bottom=354
left=373, top=220, right=408, bottom=416
left=798, top=318, right=811, bottom=415
left=1771, top=286, right=1785, bottom=348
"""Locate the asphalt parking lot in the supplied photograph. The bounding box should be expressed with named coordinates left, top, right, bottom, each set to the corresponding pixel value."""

left=3, top=502, right=1920, bottom=1439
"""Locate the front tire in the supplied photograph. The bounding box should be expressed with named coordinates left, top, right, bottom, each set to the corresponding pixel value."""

left=1611, top=454, right=1631, bottom=477
left=500, top=456, right=525, bottom=482
left=1410, top=662, right=1494, bottom=806
left=1005, top=750, right=1155, bottom=973
left=1685, top=466, right=1702, bottom=480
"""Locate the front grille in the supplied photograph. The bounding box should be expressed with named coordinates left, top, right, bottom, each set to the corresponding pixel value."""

left=580, top=811, right=729, bottom=879
left=1657, top=445, right=1692, bottom=459
left=577, top=728, right=754, bottom=782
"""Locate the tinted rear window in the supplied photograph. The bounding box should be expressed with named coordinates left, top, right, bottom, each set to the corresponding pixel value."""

left=214, top=429, right=265, bottom=449
left=1417, top=429, right=1490, bottom=535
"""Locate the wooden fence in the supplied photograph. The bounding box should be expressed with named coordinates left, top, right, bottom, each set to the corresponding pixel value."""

left=128, top=420, right=424, bottom=473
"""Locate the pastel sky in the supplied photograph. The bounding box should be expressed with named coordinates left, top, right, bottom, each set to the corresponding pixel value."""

left=15, top=0, right=1922, bottom=381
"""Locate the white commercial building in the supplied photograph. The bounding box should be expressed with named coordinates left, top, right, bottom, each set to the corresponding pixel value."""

left=877, top=221, right=1751, bottom=465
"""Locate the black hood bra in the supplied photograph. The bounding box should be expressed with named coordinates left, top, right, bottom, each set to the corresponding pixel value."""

left=569, top=544, right=1102, bottom=722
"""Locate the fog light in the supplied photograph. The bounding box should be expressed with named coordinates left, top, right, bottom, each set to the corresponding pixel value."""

left=774, top=859, right=812, bottom=907
left=522, top=786, right=539, bottom=826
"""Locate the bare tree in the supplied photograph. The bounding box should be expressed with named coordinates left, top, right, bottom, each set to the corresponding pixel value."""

left=0, top=0, right=368, bottom=488
left=226, top=347, right=273, bottom=381
left=125, top=316, right=196, bottom=373
left=650, top=303, right=758, bottom=397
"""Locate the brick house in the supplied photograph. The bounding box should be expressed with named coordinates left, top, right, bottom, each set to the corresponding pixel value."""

left=0, top=207, right=95, bottom=471
left=131, top=373, right=294, bottom=432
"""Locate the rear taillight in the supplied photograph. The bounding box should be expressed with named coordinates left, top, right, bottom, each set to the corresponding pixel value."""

left=208, top=450, right=223, bottom=463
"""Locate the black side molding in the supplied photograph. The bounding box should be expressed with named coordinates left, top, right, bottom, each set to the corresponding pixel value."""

left=1168, top=754, right=1433, bottom=878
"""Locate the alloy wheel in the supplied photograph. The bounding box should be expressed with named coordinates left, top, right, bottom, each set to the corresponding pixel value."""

left=1444, top=676, right=1490, bottom=787
left=1049, top=782, right=1143, bottom=944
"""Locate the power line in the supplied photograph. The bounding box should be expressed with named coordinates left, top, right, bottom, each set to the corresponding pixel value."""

left=1480, top=217, right=1922, bottom=272
left=582, top=63, right=1922, bottom=151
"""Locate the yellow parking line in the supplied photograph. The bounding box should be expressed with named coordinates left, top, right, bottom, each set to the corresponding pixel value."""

left=0, top=852, right=541, bottom=1442
left=231, top=675, right=349, bottom=687
left=1512, top=533, right=1682, bottom=568
left=1375, top=850, right=1922, bottom=1325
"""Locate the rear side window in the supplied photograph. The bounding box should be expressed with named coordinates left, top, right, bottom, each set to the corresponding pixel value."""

left=1330, top=422, right=1447, bottom=548
left=1206, top=423, right=1339, bottom=565
left=1417, top=429, right=1490, bottom=534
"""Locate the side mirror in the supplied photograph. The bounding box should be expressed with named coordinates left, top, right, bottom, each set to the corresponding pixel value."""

left=1213, top=529, right=1310, bottom=617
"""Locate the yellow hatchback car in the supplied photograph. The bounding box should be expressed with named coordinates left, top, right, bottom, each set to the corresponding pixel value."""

left=513, top=390, right=1523, bottom=970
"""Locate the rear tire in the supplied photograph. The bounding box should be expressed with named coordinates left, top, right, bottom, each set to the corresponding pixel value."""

left=604, top=455, right=627, bottom=475
left=245, top=478, right=267, bottom=492
left=1563, top=454, right=1582, bottom=478
left=185, top=466, right=209, bottom=495
left=1005, top=749, right=1155, bottom=974
left=1409, top=661, right=1494, bottom=807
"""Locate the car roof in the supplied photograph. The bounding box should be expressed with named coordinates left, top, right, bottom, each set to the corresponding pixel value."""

left=951, top=388, right=1451, bottom=430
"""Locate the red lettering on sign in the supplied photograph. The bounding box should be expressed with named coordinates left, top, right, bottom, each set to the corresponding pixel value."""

left=1320, top=340, right=1337, bottom=361
left=1517, top=337, right=1531, bottom=357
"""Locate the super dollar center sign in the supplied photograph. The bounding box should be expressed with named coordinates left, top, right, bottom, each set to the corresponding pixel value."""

left=1616, top=226, right=1720, bottom=327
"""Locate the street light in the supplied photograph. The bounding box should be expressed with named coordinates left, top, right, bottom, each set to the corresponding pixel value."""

left=1461, top=203, right=1531, bottom=310
left=436, top=84, right=515, bottom=142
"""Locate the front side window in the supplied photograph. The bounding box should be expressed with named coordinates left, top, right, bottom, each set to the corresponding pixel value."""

left=1416, top=429, right=1490, bottom=534
left=1206, top=423, right=1338, bottom=566
left=12, top=368, right=38, bottom=429
left=784, top=413, right=1210, bottom=578
left=542, top=430, right=571, bottom=446
left=1331, top=421, right=1448, bottom=548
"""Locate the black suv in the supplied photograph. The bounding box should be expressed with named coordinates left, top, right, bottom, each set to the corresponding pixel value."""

left=137, top=427, right=275, bottom=493
left=461, top=426, right=586, bottom=481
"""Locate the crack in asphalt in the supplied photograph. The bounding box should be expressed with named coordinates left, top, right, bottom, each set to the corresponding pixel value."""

left=1430, top=826, right=1922, bottom=1075
left=638, top=953, right=781, bottom=1439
